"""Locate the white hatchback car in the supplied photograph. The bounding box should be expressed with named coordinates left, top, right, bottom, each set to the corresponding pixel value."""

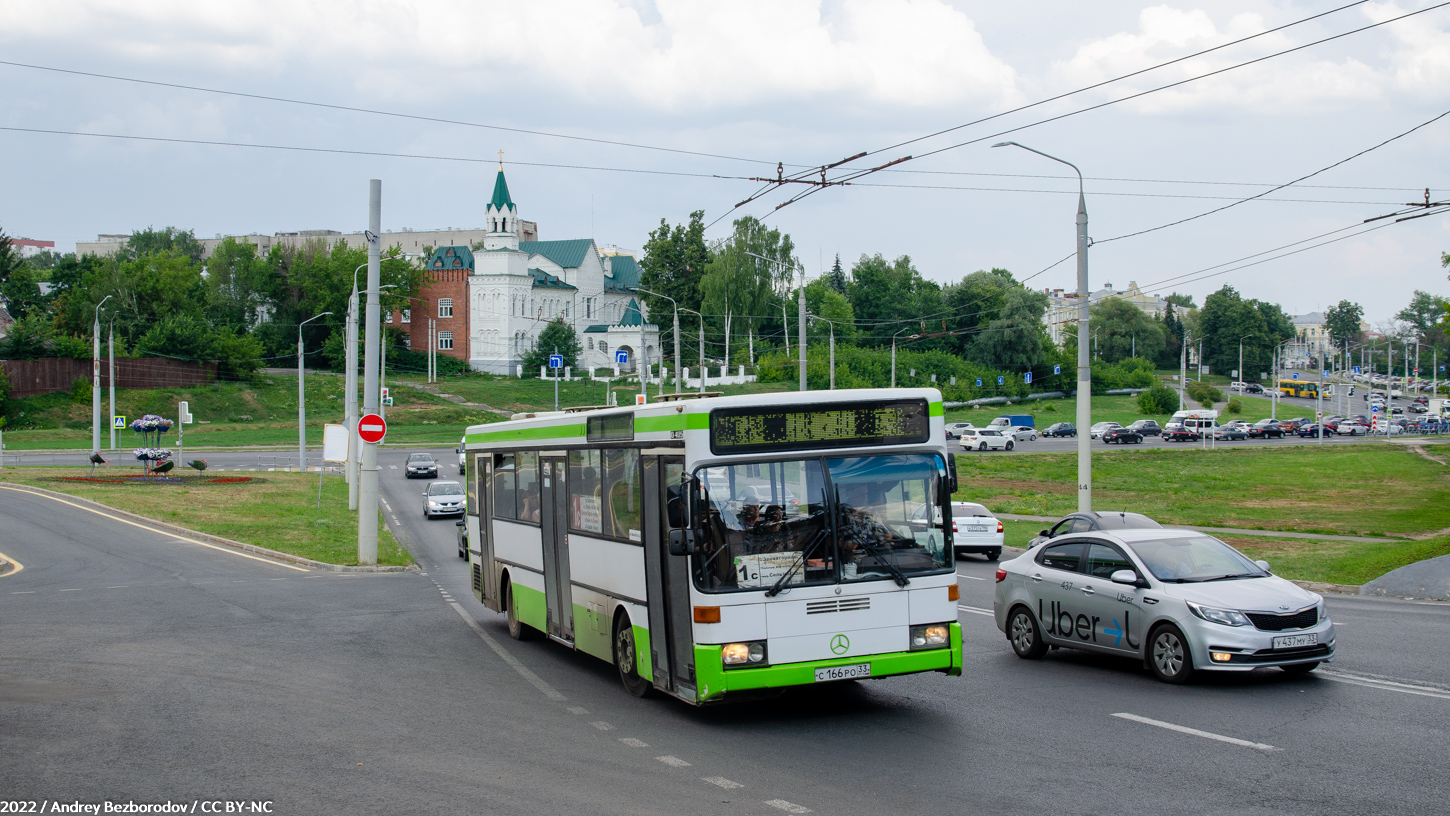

left=961, top=428, right=1015, bottom=451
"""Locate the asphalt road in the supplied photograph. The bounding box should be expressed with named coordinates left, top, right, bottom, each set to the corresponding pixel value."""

left=4, top=448, right=1449, bottom=814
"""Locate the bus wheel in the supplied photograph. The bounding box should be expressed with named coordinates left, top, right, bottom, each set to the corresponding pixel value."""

left=504, top=578, right=536, bottom=642
left=613, top=614, right=653, bottom=698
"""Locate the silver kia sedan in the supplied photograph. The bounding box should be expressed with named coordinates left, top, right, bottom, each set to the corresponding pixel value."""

left=993, top=527, right=1334, bottom=683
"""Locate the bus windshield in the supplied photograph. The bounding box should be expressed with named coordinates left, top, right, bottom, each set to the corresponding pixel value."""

left=691, top=453, right=950, bottom=593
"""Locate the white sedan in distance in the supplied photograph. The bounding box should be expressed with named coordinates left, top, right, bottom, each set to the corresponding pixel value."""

left=910, top=501, right=1005, bottom=561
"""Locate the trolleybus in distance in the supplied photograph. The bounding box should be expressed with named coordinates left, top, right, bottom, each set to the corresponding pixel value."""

left=458, top=388, right=965, bottom=704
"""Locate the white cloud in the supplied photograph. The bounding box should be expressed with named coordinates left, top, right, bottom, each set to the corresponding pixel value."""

left=0, top=0, right=1023, bottom=111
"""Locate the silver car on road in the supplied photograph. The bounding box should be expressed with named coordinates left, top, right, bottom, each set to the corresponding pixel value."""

left=993, top=527, right=1335, bottom=683
left=423, top=480, right=466, bottom=519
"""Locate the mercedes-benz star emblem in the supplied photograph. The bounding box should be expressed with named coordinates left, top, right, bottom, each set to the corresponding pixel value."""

left=829, top=634, right=850, bottom=655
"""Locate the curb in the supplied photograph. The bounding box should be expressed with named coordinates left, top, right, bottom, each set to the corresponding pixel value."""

left=1289, top=579, right=1362, bottom=597
left=0, top=482, right=418, bottom=574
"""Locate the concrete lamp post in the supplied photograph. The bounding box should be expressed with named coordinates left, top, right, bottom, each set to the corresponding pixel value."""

left=680, top=308, right=706, bottom=394
left=891, top=327, right=916, bottom=389
left=92, top=294, right=113, bottom=455
left=635, top=288, right=681, bottom=394
left=298, top=311, right=333, bottom=473
left=993, top=140, right=1092, bottom=513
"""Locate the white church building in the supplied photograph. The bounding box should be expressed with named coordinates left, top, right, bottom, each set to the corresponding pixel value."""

left=452, top=168, right=660, bottom=375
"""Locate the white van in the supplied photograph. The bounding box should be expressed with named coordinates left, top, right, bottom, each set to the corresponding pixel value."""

left=457, top=437, right=466, bottom=474
left=1170, top=409, right=1218, bottom=434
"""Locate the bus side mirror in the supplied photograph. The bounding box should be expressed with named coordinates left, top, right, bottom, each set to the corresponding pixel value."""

left=668, top=529, right=696, bottom=556
left=666, top=485, right=686, bottom=529
left=946, top=455, right=958, bottom=494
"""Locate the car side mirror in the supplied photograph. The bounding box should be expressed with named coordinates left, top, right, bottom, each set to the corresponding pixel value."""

left=456, top=520, right=466, bottom=527
left=1255, top=559, right=1272, bottom=573
left=668, top=529, right=696, bottom=556
left=1110, top=569, right=1148, bottom=588
left=1039, top=529, right=1050, bottom=538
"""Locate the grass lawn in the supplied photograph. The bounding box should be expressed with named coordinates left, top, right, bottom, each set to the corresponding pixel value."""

left=942, top=392, right=1294, bottom=430
left=1219, top=534, right=1450, bottom=586
left=416, top=373, right=793, bottom=414
left=953, top=443, right=1450, bottom=538
left=1, top=467, right=412, bottom=567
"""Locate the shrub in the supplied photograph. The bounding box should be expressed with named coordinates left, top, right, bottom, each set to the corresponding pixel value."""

left=1137, top=382, right=1177, bottom=415
left=1185, top=380, right=1223, bottom=408
left=70, top=377, right=90, bottom=403
left=1226, top=398, right=1243, bottom=414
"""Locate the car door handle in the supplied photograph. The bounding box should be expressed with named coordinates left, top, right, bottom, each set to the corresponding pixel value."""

left=1081, top=586, right=1094, bottom=595
left=1031, top=573, right=1043, bottom=583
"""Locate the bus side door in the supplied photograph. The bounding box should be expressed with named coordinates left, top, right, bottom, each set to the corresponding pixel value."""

left=644, top=456, right=696, bottom=699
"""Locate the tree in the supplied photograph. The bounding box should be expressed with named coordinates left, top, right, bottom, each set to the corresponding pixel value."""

left=699, top=216, right=797, bottom=364
left=1088, top=297, right=1164, bottom=363
left=1323, top=300, right=1366, bottom=350
left=824, top=253, right=847, bottom=295
left=639, top=211, right=709, bottom=363
left=803, top=278, right=856, bottom=345
left=520, top=318, right=582, bottom=376
left=0, top=226, right=43, bottom=321
left=847, top=254, right=947, bottom=353
left=1396, top=291, right=1446, bottom=341
left=118, top=227, right=205, bottom=266
left=1197, top=285, right=1273, bottom=379
left=1167, top=293, right=1195, bottom=308
left=966, top=286, right=1047, bottom=372
left=205, top=238, right=278, bottom=330
left=1159, top=301, right=1183, bottom=368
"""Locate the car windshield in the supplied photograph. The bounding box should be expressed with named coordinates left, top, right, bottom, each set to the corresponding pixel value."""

left=429, top=483, right=464, bottom=496
left=408, top=454, right=434, bottom=463
left=691, top=454, right=950, bottom=592
left=1127, top=535, right=1268, bottom=582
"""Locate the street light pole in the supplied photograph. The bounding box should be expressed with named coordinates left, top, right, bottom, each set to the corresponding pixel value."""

left=892, top=328, right=912, bottom=388
left=995, top=141, right=1092, bottom=512
left=357, top=180, right=382, bottom=566
left=92, top=294, right=112, bottom=455
left=682, top=308, right=705, bottom=394
left=108, top=318, right=117, bottom=451
left=636, top=288, right=681, bottom=394
left=298, top=311, right=332, bottom=473
left=1238, top=334, right=1253, bottom=393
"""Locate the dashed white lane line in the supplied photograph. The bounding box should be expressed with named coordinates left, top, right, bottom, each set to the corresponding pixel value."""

left=1320, top=670, right=1450, bottom=700
left=590, top=721, right=614, bottom=731
left=566, top=706, right=589, bottom=715
left=106, top=586, right=127, bottom=589
left=702, top=777, right=744, bottom=790
left=958, top=604, right=993, bottom=616
left=955, top=573, right=986, bottom=581
left=618, top=737, right=650, bottom=748
left=11, top=591, right=35, bottom=594
left=765, top=799, right=811, bottom=813
left=655, top=756, right=690, bottom=767
left=1112, top=713, right=1279, bottom=751
left=59, top=588, right=82, bottom=592
left=444, top=599, right=567, bottom=701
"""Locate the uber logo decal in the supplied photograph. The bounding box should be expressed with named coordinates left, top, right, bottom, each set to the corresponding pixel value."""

left=1038, top=599, right=1140, bottom=649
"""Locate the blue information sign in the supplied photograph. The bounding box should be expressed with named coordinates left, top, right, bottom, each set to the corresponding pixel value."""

left=997, top=376, right=1005, bottom=386
left=975, top=378, right=982, bottom=387
left=548, top=354, right=564, bottom=369
left=1053, top=364, right=1061, bottom=375
left=1292, top=372, right=1299, bottom=380
left=1024, top=372, right=1033, bottom=384
left=615, top=349, right=629, bottom=365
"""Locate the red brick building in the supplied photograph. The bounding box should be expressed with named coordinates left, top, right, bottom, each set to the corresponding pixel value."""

left=387, top=245, right=474, bottom=363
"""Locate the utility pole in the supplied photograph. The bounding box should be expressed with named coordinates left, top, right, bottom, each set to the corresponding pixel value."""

left=346, top=263, right=364, bottom=509
left=108, top=320, right=117, bottom=451
left=1316, top=349, right=1324, bottom=445
left=829, top=320, right=836, bottom=390
left=640, top=302, right=648, bottom=403
left=994, top=140, right=1093, bottom=513
left=92, top=295, right=112, bottom=456
left=1180, top=336, right=1188, bottom=411
left=298, top=311, right=332, bottom=473
left=358, top=180, right=382, bottom=566
left=636, top=288, right=681, bottom=395
left=797, top=266, right=807, bottom=391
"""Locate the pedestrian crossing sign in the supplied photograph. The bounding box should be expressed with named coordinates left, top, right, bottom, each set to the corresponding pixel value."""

left=113, top=415, right=126, bottom=429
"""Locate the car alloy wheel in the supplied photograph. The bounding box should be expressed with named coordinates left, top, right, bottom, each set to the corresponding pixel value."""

left=1005, top=441, right=1014, bottom=451
left=979, top=442, right=988, bottom=451
left=1009, top=607, right=1048, bottom=659
left=1148, top=625, right=1194, bottom=684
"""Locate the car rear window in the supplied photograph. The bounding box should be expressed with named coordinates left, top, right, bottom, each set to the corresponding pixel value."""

left=954, top=503, right=991, bottom=517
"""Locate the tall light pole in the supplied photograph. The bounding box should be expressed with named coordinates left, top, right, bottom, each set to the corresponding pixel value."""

left=636, top=288, right=681, bottom=393
left=346, top=261, right=367, bottom=507
left=107, top=315, right=118, bottom=451
left=1238, top=334, right=1254, bottom=392
left=745, top=251, right=805, bottom=391
left=358, top=180, right=382, bottom=566
left=892, top=327, right=914, bottom=388
left=298, top=311, right=332, bottom=473
left=92, top=294, right=113, bottom=455
left=681, top=308, right=705, bottom=394
left=995, top=141, right=1092, bottom=512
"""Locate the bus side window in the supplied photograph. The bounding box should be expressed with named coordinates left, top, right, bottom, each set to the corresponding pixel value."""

left=493, top=453, right=516, bottom=519
left=517, top=452, right=540, bottom=523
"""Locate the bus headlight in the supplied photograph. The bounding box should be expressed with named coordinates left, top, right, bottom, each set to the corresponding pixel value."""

left=910, top=624, right=950, bottom=649
left=722, top=641, right=767, bottom=667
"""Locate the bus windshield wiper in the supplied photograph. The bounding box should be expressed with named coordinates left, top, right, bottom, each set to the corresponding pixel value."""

left=854, top=540, right=911, bottom=587
left=765, top=526, right=826, bottom=597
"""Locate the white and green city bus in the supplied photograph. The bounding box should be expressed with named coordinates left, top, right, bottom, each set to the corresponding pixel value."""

left=459, top=388, right=964, bottom=704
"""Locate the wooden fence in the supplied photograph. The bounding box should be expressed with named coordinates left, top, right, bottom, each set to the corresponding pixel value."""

left=0, top=357, right=218, bottom=398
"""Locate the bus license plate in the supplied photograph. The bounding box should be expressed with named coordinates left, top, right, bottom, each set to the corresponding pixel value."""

left=815, top=663, right=871, bottom=682
left=1272, top=633, right=1318, bottom=650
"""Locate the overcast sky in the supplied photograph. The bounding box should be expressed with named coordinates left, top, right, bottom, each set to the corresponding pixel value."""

left=3, top=0, right=1448, bottom=324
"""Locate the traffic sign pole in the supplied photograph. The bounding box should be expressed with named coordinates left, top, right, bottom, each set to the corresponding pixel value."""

left=358, top=180, right=382, bottom=566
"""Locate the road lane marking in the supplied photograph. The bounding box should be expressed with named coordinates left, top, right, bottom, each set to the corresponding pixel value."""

left=566, top=706, right=588, bottom=715
left=1320, top=670, right=1450, bottom=700
left=955, top=572, right=986, bottom=581
left=703, top=777, right=744, bottom=790
left=1112, top=713, right=1278, bottom=751
left=0, top=486, right=309, bottom=572
left=444, top=600, right=566, bottom=701
left=655, top=756, right=690, bottom=767
left=765, top=800, right=811, bottom=813
left=618, top=737, right=650, bottom=747
left=590, top=721, right=614, bottom=731
left=59, top=588, right=82, bottom=592
left=106, top=586, right=127, bottom=589
left=958, top=605, right=994, bottom=616
left=11, top=591, right=35, bottom=594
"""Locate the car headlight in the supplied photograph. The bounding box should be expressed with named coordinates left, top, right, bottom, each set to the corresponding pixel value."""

left=1186, top=601, right=1250, bottom=627
left=428, top=500, right=440, bottom=507
left=1317, top=598, right=1330, bottom=624
left=721, top=641, right=767, bottom=667
left=910, top=624, right=951, bottom=649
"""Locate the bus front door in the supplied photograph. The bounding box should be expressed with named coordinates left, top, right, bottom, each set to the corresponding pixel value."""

left=643, top=456, right=696, bottom=699
left=539, top=456, right=575, bottom=644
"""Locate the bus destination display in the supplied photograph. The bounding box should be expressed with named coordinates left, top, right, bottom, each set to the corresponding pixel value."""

left=709, top=400, right=931, bottom=455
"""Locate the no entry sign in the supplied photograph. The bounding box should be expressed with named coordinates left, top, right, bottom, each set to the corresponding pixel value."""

left=358, top=413, right=387, bottom=444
